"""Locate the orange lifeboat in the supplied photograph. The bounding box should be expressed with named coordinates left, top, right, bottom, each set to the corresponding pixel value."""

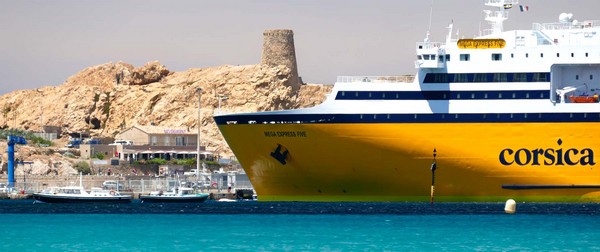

left=569, top=95, right=599, bottom=103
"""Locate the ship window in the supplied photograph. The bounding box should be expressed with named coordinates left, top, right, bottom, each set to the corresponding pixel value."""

left=540, top=93, right=544, bottom=98
left=492, top=53, right=502, bottom=61
left=571, top=53, right=574, bottom=57
left=586, top=53, right=589, bottom=57
left=483, top=114, right=487, bottom=119
left=512, top=93, right=516, bottom=99
left=360, top=114, right=363, bottom=119
left=511, top=53, right=514, bottom=58
left=382, top=93, right=386, bottom=98
left=591, top=75, right=594, bottom=80
left=396, top=93, right=399, bottom=99
left=443, top=93, right=447, bottom=99
left=484, top=93, right=488, bottom=99
left=445, top=55, right=451, bottom=61
left=373, top=114, right=377, bottom=119
left=524, top=113, right=528, bottom=118
left=532, top=73, right=548, bottom=82
left=454, top=74, right=469, bottom=82
left=498, top=93, right=503, bottom=99
left=439, top=56, right=444, bottom=62
left=424, top=55, right=430, bottom=60
left=474, top=73, right=487, bottom=82
left=455, top=114, right=459, bottom=119
left=431, top=55, right=436, bottom=60
left=557, top=53, right=560, bottom=57
left=387, top=114, right=390, bottom=119
left=460, top=54, right=470, bottom=61
left=540, top=53, right=544, bottom=58
left=418, top=55, right=423, bottom=60
left=341, top=91, right=345, bottom=96
left=368, top=92, right=372, bottom=98
left=471, top=93, right=475, bottom=99
left=457, top=93, right=461, bottom=99
left=513, top=73, right=527, bottom=82
left=510, top=114, right=514, bottom=118
left=576, top=75, right=579, bottom=80
left=493, top=73, right=507, bottom=82
left=355, top=92, right=359, bottom=97
left=414, top=114, right=418, bottom=119
left=525, top=53, right=529, bottom=58
left=526, top=93, right=530, bottom=98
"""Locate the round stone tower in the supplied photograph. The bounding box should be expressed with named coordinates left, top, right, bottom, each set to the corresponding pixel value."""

left=261, top=29, right=300, bottom=91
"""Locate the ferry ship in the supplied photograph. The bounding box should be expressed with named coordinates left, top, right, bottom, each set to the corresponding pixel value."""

left=214, top=0, right=600, bottom=202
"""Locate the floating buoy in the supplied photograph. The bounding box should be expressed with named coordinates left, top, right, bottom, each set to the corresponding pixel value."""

left=504, top=199, right=516, bottom=214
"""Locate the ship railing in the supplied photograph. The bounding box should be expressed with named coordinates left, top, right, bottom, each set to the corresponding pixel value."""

left=484, top=0, right=519, bottom=6
left=534, top=20, right=600, bottom=31
left=336, top=76, right=415, bottom=84
left=416, top=41, right=445, bottom=50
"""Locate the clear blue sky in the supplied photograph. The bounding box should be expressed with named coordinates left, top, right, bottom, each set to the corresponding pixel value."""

left=1, top=0, right=598, bottom=94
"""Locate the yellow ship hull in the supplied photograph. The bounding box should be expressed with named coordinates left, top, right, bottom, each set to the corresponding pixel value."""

left=217, top=121, right=600, bottom=202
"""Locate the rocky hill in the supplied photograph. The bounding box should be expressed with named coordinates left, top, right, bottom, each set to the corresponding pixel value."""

left=0, top=61, right=332, bottom=174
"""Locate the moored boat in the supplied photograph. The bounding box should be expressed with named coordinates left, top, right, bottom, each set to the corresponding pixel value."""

left=140, top=187, right=209, bottom=203
left=33, top=175, right=132, bottom=203
left=214, top=0, right=600, bottom=202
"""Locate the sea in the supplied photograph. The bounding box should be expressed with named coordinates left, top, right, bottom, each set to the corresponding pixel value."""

left=1, top=200, right=599, bottom=251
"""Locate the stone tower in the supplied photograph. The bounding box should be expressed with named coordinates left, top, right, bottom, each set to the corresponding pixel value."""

left=261, top=29, right=300, bottom=91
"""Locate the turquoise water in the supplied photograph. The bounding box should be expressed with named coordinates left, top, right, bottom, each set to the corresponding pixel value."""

left=1, top=201, right=600, bottom=251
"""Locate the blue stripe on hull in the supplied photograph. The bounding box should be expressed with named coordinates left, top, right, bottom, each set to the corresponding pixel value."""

left=215, top=112, right=600, bottom=125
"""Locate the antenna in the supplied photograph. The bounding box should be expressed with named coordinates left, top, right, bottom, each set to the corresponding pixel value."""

left=423, top=0, right=434, bottom=42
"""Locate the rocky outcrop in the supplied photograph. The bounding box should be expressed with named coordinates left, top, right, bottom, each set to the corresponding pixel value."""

left=0, top=61, right=332, bottom=170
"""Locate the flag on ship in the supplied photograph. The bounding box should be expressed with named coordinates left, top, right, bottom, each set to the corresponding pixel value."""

left=519, top=5, right=529, bottom=12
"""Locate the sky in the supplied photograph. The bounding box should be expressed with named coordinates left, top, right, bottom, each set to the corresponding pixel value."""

left=1, top=0, right=599, bottom=95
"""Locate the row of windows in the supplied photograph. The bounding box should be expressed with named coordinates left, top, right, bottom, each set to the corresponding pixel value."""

left=418, top=52, right=592, bottom=62
left=423, top=72, right=550, bottom=83
left=335, top=90, right=549, bottom=100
